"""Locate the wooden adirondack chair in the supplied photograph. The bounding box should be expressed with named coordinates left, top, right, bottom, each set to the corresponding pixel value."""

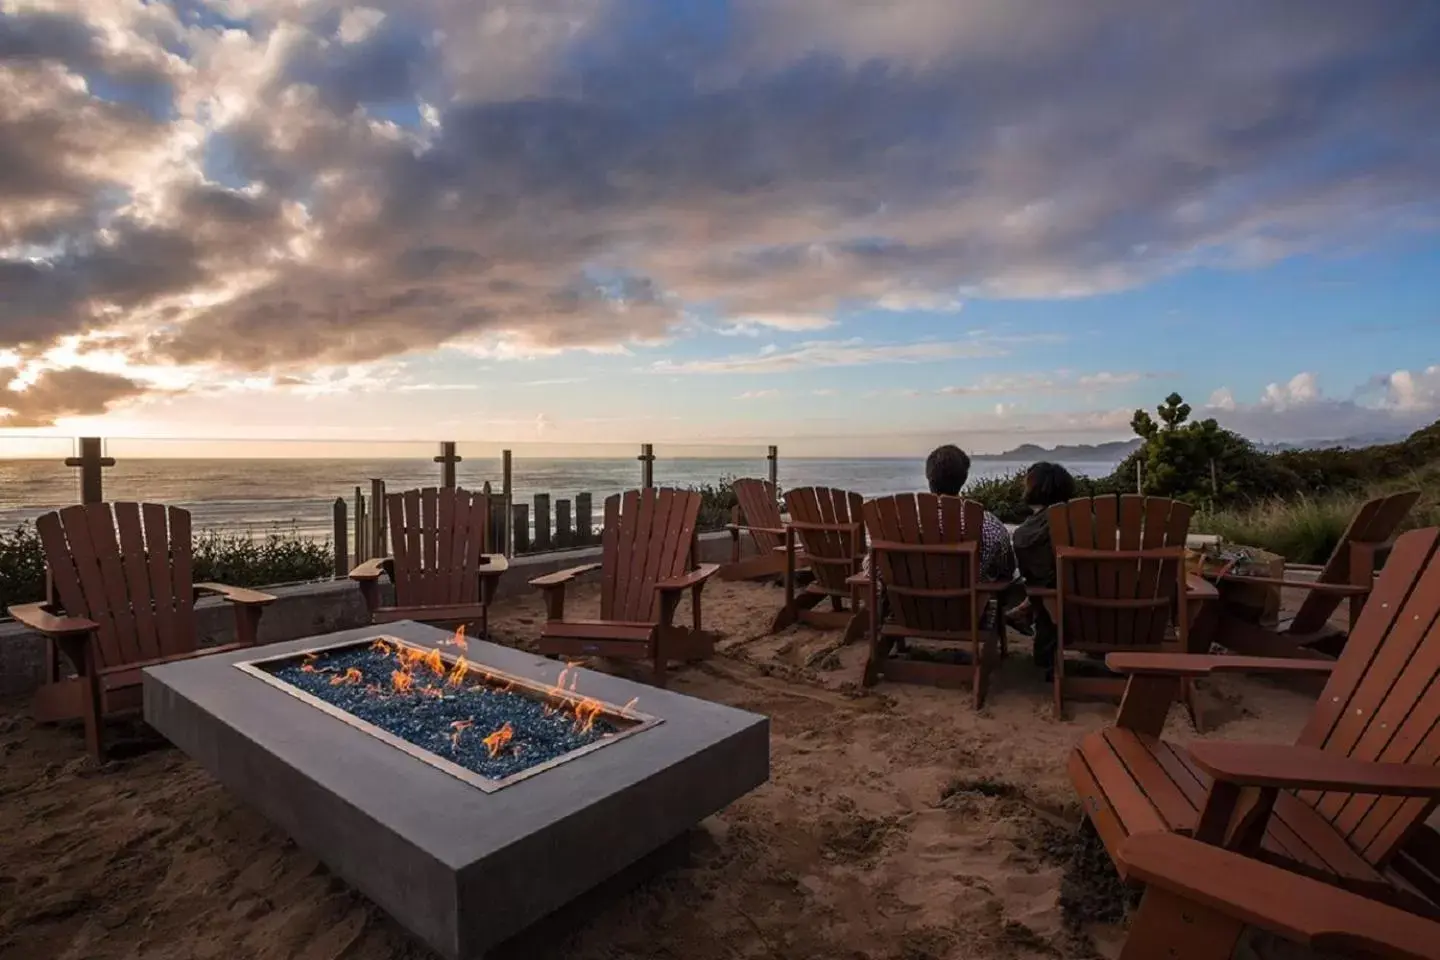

left=720, top=478, right=799, bottom=581
left=349, top=486, right=509, bottom=636
left=1215, top=489, right=1421, bottom=660
left=1115, top=833, right=1440, bottom=960
left=770, top=486, right=866, bottom=644
left=857, top=494, right=1009, bottom=707
left=1039, top=495, right=1207, bottom=720
left=1069, top=526, right=1440, bottom=940
left=8, top=502, right=275, bottom=760
left=528, top=488, right=718, bottom=687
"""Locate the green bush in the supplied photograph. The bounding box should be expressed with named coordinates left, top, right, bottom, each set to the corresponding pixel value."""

left=1199, top=487, right=1440, bottom=564
left=0, top=525, right=46, bottom=615
left=191, top=528, right=335, bottom=587
left=964, top=469, right=1125, bottom=524
left=0, top=523, right=335, bottom=615
left=688, top=476, right=742, bottom=532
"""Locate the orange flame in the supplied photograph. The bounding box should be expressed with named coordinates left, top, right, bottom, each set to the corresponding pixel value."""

left=447, top=656, right=469, bottom=687
left=443, top=625, right=467, bottom=649
left=449, top=719, right=473, bottom=749
left=621, top=697, right=639, bottom=713
left=482, top=722, right=514, bottom=758
left=300, top=663, right=318, bottom=673
left=391, top=670, right=414, bottom=694
left=422, top=647, right=445, bottom=677
left=330, top=667, right=364, bottom=686
left=573, top=698, right=603, bottom=734
left=370, top=639, right=393, bottom=656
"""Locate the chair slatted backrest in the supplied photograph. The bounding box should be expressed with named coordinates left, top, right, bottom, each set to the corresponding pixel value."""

left=385, top=487, right=492, bottom=608
left=599, top=488, right=702, bottom=623
left=784, top=486, right=866, bottom=595
left=1048, top=495, right=1194, bottom=652
left=1295, top=526, right=1440, bottom=867
left=36, top=503, right=197, bottom=668
left=862, top=494, right=983, bottom=638
left=1288, top=490, right=1422, bottom=635
left=733, top=478, right=785, bottom=555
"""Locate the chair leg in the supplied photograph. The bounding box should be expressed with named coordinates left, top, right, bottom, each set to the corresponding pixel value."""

left=1118, top=887, right=1244, bottom=960
left=971, top=636, right=984, bottom=709
left=60, top=637, right=104, bottom=761
left=1052, top=646, right=1066, bottom=720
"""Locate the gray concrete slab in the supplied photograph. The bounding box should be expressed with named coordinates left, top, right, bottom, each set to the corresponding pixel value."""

left=142, top=621, right=769, bottom=959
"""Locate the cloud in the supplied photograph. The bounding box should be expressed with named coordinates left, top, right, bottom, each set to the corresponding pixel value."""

left=717, top=313, right=835, bottom=336
left=1203, top=368, right=1440, bottom=441
left=736, top=389, right=780, bottom=400
left=0, top=0, right=1437, bottom=408
left=655, top=336, right=1020, bottom=374
left=0, top=365, right=150, bottom=426
left=939, top=370, right=1149, bottom=395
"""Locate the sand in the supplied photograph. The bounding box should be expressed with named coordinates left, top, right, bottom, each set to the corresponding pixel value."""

left=0, top=580, right=1343, bottom=960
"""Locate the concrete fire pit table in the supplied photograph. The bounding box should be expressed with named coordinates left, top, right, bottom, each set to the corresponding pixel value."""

left=143, top=621, right=769, bottom=959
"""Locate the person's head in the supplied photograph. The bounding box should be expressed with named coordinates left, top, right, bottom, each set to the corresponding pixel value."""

left=925, top=444, right=971, bottom=496
left=1023, top=461, right=1077, bottom=508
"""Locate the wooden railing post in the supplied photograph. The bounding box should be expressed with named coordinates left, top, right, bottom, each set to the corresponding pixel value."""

left=767, top=445, right=778, bottom=488
left=576, top=492, right=593, bottom=546
left=369, top=478, right=387, bottom=557
left=333, top=498, right=349, bottom=576
left=502, top=450, right=513, bottom=556
left=353, top=487, right=366, bottom=562
left=434, top=441, right=462, bottom=489
left=534, top=493, right=552, bottom=552
left=639, top=443, right=654, bottom=489
left=63, top=437, right=115, bottom=505
left=556, top=498, right=572, bottom=548
left=512, top=503, right=531, bottom=554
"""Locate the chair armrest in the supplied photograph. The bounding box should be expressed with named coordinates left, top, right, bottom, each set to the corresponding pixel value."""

left=738, top=524, right=788, bottom=537
left=478, top=554, right=509, bottom=574
left=1118, top=833, right=1440, bottom=960
left=195, top=583, right=276, bottom=606
left=1185, top=574, right=1218, bottom=600
left=348, top=557, right=393, bottom=582
left=846, top=571, right=872, bottom=587
left=1220, top=574, right=1370, bottom=596
left=7, top=602, right=99, bottom=637
left=1189, top=742, right=1440, bottom=796
left=1105, top=652, right=1336, bottom=678
left=658, top=564, right=720, bottom=592
left=529, top=563, right=602, bottom=588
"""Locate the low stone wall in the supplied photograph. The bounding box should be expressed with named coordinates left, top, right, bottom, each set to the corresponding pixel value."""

left=0, top=531, right=750, bottom=698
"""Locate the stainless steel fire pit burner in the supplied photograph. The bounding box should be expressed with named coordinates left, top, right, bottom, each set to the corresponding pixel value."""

left=234, top=635, right=662, bottom=793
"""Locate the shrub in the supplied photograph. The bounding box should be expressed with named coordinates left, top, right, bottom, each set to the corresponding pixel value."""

left=688, top=476, right=743, bottom=532
left=0, top=524, right=47, bottom=614
left=964, top=469, right=1126, bottom=524
left=191, top=528, right=335, bottom=587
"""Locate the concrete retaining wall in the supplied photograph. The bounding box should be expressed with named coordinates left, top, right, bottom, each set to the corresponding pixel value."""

left=0, top=531, right=749, bottom=698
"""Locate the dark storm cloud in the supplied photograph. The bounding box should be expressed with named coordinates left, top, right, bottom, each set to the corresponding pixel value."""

left=3, top=0, right=1440, bottom=377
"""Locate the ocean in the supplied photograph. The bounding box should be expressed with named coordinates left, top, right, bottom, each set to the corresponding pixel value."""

left=0, top=456, right=1124, bottom=541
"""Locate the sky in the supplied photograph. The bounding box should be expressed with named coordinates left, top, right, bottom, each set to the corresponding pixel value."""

left=1, top=0, right=1439, bottom=458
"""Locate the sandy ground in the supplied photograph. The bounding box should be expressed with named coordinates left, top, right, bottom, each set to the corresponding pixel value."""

left=0, top=579, right=1343, bottom=960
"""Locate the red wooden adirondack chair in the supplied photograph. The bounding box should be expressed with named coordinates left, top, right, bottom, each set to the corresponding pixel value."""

left=1070, top=526, right=1440, bottom=950
left=1038, top=495, right=1208, bottom=720
left=349, top=486, right=508, bottom=636
left=529, top=488, right=718, bottom=687
left=770, top=486, right=867, bottom=644
left=720, top=478, right=798, bottom=581
left=1216, top=489, right=1420, bottom=660
left=857, top=494, right=1009, bottom=707
left=8, top=503, right=275, bottom=759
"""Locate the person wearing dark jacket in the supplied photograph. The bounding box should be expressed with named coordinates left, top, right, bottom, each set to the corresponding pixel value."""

left=1010, top=462, right=1076, bottom=669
